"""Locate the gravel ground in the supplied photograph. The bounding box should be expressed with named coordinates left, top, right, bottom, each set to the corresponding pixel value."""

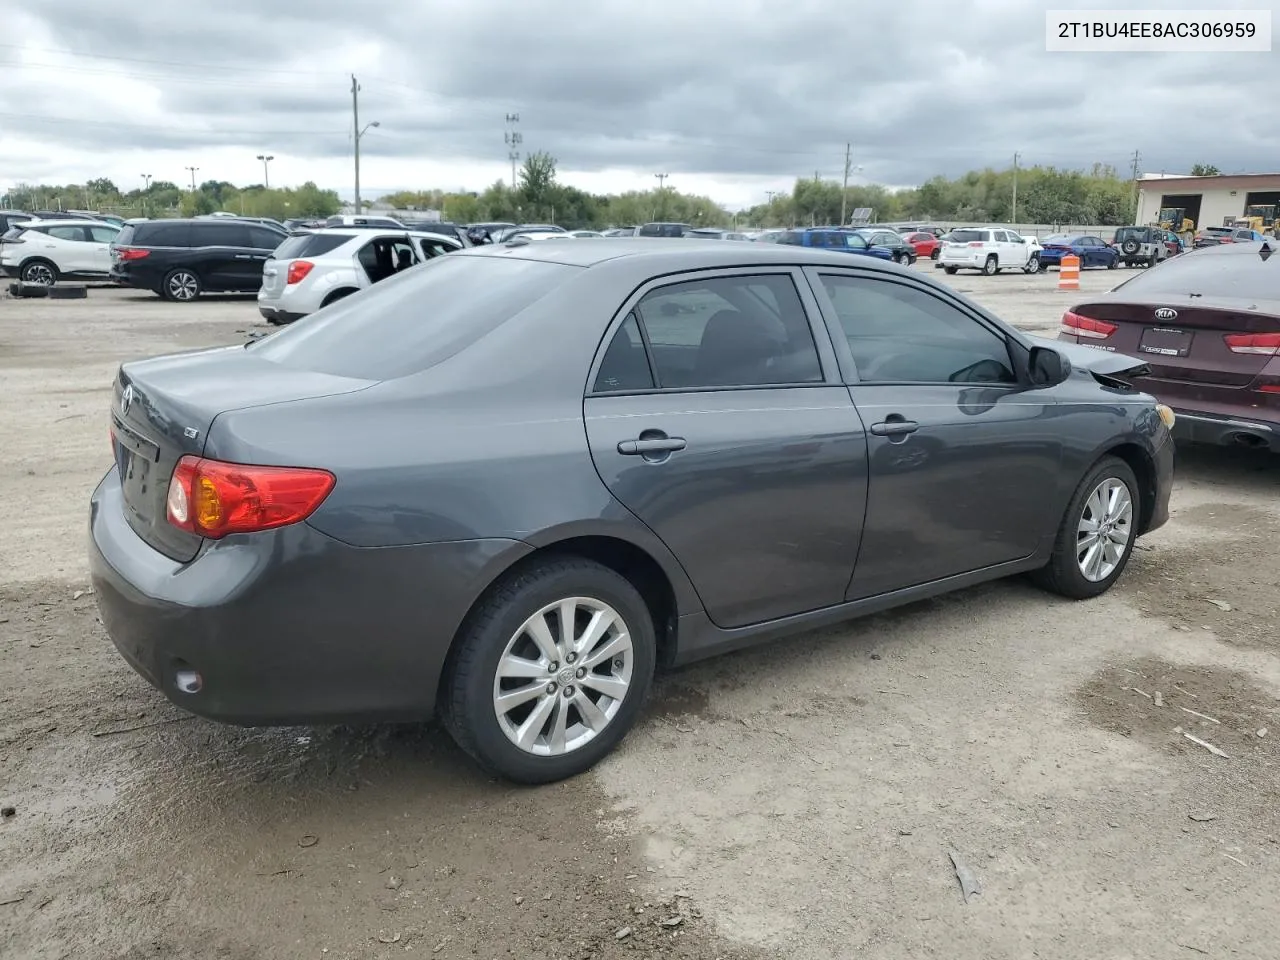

left=1, top=264, right=1277, bottom=960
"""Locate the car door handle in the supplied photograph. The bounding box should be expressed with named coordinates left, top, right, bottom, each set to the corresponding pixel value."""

left=234, top=254, right=253, bottom=259
left=870, top=419, right=919, bottom=437
left=617, top=436, right=687, bottom=455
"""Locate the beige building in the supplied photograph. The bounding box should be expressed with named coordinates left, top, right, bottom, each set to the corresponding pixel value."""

left=1136, top=173, right=1280, bottom=232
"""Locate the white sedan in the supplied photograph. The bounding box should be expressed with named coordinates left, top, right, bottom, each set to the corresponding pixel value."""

left=0, top=218, right=121, bottom=285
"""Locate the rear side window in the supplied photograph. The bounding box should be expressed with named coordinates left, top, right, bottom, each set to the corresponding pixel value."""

left=272, top=233, right=350, bottom=259
left=776, top=231, right=805, bottom=246
left=136, top=222, right=192, bottom=246
left=248, top=226, right=286, bottom=250
left=948, top=229, right=985, bottom=243
left=1112, top=250, right=1278, bottom=302
left=190, top=222, right=251, bottom=247
left=250, top=255, right=577, bottom=380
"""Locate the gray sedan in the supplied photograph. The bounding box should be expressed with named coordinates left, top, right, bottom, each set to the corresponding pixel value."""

left=90, top=239, right=1174, bottom=783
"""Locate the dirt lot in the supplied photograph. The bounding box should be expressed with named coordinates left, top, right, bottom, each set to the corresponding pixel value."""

left=2, top=266, right=1278, bottom=960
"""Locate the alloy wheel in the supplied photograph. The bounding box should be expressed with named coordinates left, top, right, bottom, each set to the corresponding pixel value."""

left=492, top=597, right=634, bottom=757
left=167, top=272, right=198, bottom=301
left=22, top=262, right=55, bottom=285
left=1076, top=478, right=1133, bottom=582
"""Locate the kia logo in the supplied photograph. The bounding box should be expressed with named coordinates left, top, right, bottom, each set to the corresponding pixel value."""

left=1154, top=308, right=1178, bottom=320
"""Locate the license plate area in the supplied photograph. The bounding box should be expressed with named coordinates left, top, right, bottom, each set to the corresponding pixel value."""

left=1138, top=326, right=1193, bottom=357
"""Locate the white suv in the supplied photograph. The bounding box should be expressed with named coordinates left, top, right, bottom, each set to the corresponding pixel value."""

left=257, top=228, right=462, bottom=324
left=0, top=218, right=121, bottom=285
left=938, top=227, right=1038, bottom=276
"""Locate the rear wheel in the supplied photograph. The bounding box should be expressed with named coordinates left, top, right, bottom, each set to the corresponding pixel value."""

left=1031, top=456, right=1140, bottom=600
left=321, top=288, right=357, bottom=308
left=930, top=247, right=940, bottom=260
left=896, top=251, right=911, bottom=266
left=982, top=255, right=998, bottom=276
left=944, top=265, right=958, bottom=275
left=162, top=269, right=201, bottom=302
left=442, top=557, right=656, bottom=784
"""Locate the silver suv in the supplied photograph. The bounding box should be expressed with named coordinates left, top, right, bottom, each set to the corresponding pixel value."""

left=257, top=228, right=462, bottom=324
left=1113, top=226, right=1168, bottom=268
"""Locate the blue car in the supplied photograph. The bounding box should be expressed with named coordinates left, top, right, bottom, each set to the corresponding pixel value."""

left=1038, top=234, right=1120, bottom=270
left=771, top=228, right=894, bottom=261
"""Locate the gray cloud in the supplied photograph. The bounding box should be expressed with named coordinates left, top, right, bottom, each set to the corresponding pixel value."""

left=4, top=0, right=1278, bottom=191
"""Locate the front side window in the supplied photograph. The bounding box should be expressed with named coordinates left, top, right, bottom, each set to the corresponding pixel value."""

left=820, top=274, right=1016, bottom=385
left=615, top=274, right=823, bottom=390
left=89, top=225, right=119, bottom=243
left=47, top=225, right=86, bottom=242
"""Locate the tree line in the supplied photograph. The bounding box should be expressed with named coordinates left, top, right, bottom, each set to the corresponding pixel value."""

left=5, top=154, right=1181, bottom=229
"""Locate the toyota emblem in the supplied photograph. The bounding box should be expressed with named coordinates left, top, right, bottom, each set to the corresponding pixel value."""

left=1154, top=307, right=1178, bottom=321
left=120, top=384, right=134, bottom=414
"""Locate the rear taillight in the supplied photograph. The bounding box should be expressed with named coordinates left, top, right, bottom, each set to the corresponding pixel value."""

left=967, top=241, right=985, bottom=247
left=166, top=456, right=335, bottom=539
left=1257, top=384, right=1280, bottom=394
left=286, top=260, right=314, bottom=284
left=1224, top=333, right=1280, bottom=356
left=1060, top=310, right=1117, bottom=340
left=116, top=247, right=149, bottom=261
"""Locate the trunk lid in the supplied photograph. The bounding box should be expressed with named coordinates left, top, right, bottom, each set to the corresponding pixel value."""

left=1070, top=298, right=1280, bottom=385
left=111, top=345, right=373, bottom=561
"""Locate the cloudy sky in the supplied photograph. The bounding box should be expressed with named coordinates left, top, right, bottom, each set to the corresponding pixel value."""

left=3, top=0, right=1277, bottom=209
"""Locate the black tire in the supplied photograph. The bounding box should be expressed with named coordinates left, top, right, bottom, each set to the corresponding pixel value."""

left=896, top=252, right=911, bottom=266
left=47, top=284, right=87, bottom=300
left=19, top=259, right=58, bottom=286
left=1107, top=256, right=1118, bottom=269
left=162, top=268, right=201, bottom=302
left=982, top=255, right=998, bottom=276
left=1121, top=239, right=1140, bottom=256
left=441, top=557, right=657, bottom=784
left=1031, top=455, right=1141, bottom=600
left=1023, top=253, right=1040, bottom=274
left=944, top=265, right=958, bottom=275
left=8, top=281, right=49, bottom=298
left=320, top=288, right=357, bottom=308
left=930, top=247, right=940, bottom=260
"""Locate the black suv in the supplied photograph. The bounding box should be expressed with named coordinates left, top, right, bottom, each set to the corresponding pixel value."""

left=1112, top=226, right=1168, bottom=268
left=109, top=218, right=287, bottom=301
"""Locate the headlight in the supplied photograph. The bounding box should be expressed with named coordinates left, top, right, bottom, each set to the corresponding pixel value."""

left=1155, top=404, right=1176, bottom=429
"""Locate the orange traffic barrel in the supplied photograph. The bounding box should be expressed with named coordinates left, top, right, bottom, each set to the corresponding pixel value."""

left=1058, top=253, right=1080, bottom=290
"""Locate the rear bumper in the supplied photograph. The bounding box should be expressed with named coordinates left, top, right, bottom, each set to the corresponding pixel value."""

left=258, top=306, right=307, bottom=324
left=89, top=467, right=531, bottom=726
left=1170, top=410, right=1279, bottom=452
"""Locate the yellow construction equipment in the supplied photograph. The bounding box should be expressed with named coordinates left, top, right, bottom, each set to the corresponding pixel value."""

left=1157, top=207, right=1196, bottom=245
left=1237, top=204, right=1278, bottom=237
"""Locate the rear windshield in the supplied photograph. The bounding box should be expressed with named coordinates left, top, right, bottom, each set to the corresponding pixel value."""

left=1112, top=247, right=1278, bottom=302
left=249, top=254, right=577, bottom=380
left=272, top=233, right=351, bottom=259
left=948, top=230, right=986, bottom=242
left=1114, top=227, right=1146, bottom=239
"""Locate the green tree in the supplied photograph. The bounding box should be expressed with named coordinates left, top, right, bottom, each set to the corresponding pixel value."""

left=1190, top=163, right=1220, bottom=176
left=519, top=151, right=559, bottom=211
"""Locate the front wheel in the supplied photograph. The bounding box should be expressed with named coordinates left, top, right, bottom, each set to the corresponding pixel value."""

left=442, top=557, right=656, bottom=784
left=20, top=259, right=58, bottom=286
left=1107, top=256, right=1118, bottom=269
left=1031, top=455, right=1141, bottom=600
left=1023, top=254, right=1040, bottom=274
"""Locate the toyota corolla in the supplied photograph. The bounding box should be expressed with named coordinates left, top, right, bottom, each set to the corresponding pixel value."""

left=91, top=238, right=1174, bottom=783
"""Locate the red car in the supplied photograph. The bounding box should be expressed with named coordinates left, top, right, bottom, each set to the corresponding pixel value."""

left=901, top=231, right=940, bottom=259
left=1057, top=241, right=1279, bottom=452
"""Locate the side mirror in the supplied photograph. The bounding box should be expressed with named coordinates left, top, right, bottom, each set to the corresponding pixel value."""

left=1029, top=345, right=1070, bottom=386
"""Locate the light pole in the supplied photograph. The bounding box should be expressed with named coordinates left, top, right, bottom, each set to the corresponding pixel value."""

left=354, top=122, right=379, bottom=212
left=185, top=166, right=199, bottom=191
left=654, top=173, right=669, bottom=219
left=140, top=173, right=151, bottom=216
left=256, top=154, right=274, bottom=189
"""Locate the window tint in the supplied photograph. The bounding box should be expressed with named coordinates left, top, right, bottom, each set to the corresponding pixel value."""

left=139, top=222, right=190, bottom=246
left=1111, top=248, right=1278, bottom=301
left=190, top=222, right=251, bottom=247
left=250, top=256, right=575, bottom=380
left=47, top=225, right=86, bottom=242
left=948, top=229, right=985, bottom=243
left=418, top=238, right=458, bottom=259
left=248, top=226, right=285, bottom=251
left=89, top=225, right=119, bottom=243
left=272, top=233, right=352, bottom=259
left=776, top=231, right=804, bottom=245
left=993, top=230, right=1009, bottom=242
left=631, top=274, right=823, bottom=389
left=820, top=275, right=1016, bottom=384
left=593, top=313, right=654, bottom=392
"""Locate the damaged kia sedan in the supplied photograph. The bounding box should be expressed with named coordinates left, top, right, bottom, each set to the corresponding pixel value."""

left=91, top=238, right=1174, bottom=783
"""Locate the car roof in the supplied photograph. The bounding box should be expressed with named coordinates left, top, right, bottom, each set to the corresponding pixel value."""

left=457, top=236, right=921, bottom=272
left=18, top=218, right=113, bottom=228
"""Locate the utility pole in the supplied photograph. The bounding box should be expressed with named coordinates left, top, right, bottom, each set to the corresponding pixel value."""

left=505, top=113, right=522, bottom=190
left=1011, top=151, right=1020, bottom=224
left=256, top=154, right=274, bottom=189
left=840, top=143, right=852, bottom=227
left=185, top=166, right=199, bottom=191
left=1129, top=149, right=1142, bottom=221
left=654, top=173, right=669, bottom=219
left=352, top=75, right=362, bottom=212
